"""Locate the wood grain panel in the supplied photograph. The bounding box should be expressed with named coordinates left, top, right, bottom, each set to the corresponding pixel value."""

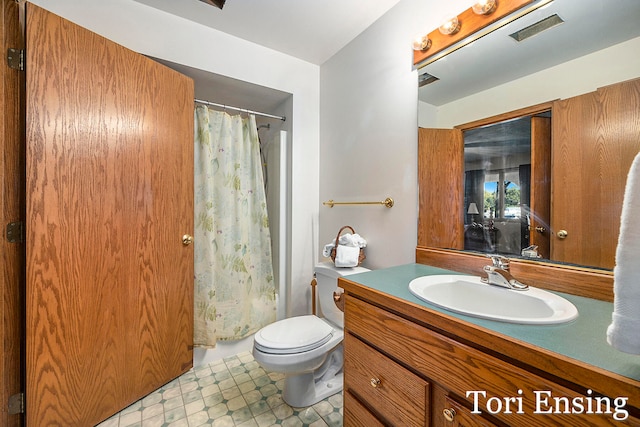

left=25, top=4, right=193, bottom=425
left=125, top=32, right=194, bottom=397
left=345, top=333, right=429, bottom=426
left=344, top=391, right=386, bottom=427
left=340, top=279, right=639, bottom=411
left=443, top=395, right=501, bottom=427
left=418, top=128, right=464, bottom=249
left=530, top=116, right=551, bottom=258
left=1, top=0, right=24, bottom=426
left=345, top=295, right=640, bottom=427
left=551, top=79, right=640, bottom=269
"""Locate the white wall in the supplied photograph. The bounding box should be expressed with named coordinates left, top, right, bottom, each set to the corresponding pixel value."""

left=319, top=0, right=470, bottom=269
left=434, top=36, right=640, bottom=128
left=30, top=0, right=319, bottom=317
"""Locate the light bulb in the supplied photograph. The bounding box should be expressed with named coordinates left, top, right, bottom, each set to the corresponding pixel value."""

left=439, top=16, right=461, bottom=35
left=412, top=35, right=431, bottom=51
left=472, top=0, right=497, bottom=15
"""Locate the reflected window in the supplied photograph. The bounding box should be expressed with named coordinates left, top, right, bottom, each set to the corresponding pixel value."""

left=484, top=170, right=521, bottom=219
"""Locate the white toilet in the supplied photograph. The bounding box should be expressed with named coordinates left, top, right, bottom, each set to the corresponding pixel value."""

left=252, top=262, right=369, bottom=407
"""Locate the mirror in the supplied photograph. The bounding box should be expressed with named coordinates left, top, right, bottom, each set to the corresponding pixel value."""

left=463, top=115, right=538, bottom=257
left=417, top=0, right=640, bottom=271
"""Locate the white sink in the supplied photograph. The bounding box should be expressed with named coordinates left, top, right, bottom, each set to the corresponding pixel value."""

left=408, top=275, right=578, bottom=325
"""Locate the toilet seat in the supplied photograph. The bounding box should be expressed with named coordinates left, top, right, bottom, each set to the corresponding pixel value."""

left=254, top=315, right=334, bottom=355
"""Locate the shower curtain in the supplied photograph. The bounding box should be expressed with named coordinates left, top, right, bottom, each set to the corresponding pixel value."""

left=194, top=105, right=276, bottom=347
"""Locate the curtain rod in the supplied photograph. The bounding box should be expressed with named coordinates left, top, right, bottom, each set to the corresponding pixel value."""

left=194, top=98, right=286, bottom=122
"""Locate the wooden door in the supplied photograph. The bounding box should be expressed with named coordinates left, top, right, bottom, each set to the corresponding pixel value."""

left=551, top=78, right=640, bottom=269
left=1, top=0, right=24, bottom=426
left=529, top=116, right=551, bottom=258
left=418, top=128, right=464, bottom=249
left=25, top=4, right=194, bottom=426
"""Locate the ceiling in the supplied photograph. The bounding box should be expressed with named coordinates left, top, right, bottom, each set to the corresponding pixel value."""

left=151, top=56, right=292, bottom=119
left=418, top=0, right=640, bottom=106
left=134, top=0, right=402, bottom=65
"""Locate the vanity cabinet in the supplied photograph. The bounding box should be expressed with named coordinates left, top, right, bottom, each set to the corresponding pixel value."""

left=340, top=277, right=640, bottom=426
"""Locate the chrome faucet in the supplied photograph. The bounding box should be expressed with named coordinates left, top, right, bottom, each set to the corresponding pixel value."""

left=481, top=255, right=529, bottom=291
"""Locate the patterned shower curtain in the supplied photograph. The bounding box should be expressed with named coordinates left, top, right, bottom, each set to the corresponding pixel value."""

left=194, top=105, right=276, bottom=347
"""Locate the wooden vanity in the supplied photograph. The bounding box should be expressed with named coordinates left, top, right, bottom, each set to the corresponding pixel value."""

left=339, top=264, right=640, bottom=426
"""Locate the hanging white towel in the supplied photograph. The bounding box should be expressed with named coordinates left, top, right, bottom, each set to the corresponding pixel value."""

left=607, top=152, right=640, bottom=354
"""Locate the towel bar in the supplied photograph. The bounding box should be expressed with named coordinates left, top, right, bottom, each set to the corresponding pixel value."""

left=323, top=197, right=394, bottom=208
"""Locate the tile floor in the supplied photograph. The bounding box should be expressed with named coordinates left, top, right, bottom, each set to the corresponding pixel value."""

left=96, top=351, right=343, bottom=427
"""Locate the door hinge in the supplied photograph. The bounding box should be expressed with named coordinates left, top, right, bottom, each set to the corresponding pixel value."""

left=6, top=221, right=25, bottom=243
left=7, top=48, right=24, bottom=71
left=8, top=393, right=24, bottom=415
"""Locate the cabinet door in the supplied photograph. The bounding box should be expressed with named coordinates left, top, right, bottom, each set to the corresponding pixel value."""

left=418, top=128, right=464, bottom=249
left=551, top=79, right=640, bottom=269
left=25, top=4, right=194, bottom=426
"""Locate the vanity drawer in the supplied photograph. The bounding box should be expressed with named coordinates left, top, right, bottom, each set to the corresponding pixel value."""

left=441, top=395, right=500, bottom=427
left=345, top=295, right=634, bottom=426
left=344, top=391, right=385, bottom=427
left=344, top=332, right=430, bottom=426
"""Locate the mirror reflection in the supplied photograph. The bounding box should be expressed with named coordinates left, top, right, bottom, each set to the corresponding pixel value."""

left=463, top=114, right=549, bottom=259
left=417, top=0, right=640, bottom=272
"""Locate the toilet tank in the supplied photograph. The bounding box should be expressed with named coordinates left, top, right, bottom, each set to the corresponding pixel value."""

left=314, top=262, right=370, bottom=328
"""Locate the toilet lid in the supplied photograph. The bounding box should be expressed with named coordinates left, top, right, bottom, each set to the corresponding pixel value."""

left=254, top=315, right=334, bottom=354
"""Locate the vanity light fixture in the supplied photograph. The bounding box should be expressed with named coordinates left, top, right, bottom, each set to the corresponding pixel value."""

left=472, top=0, right=498, bottom=15
left=439, top=16, right=461, bottom=35
left=413, top=0, right=555, bottom=67
left=412, top=35, right=432, bottom=51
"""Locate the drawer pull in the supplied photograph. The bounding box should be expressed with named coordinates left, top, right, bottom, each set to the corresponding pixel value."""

left=443, top=407, right=456, bottom=422
left=370, top=377, right=381, bottom=388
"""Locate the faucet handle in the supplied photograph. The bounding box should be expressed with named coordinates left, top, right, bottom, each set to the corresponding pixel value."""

left=486, top=255, right=510, bottom=270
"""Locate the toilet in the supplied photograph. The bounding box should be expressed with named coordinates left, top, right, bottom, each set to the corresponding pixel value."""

left=252, top=262, right=370, bottom=407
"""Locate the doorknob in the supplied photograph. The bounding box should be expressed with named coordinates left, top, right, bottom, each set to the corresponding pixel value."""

left=528, top=226, right=546, bottom=233
left=557, top=230, right=568, bottom=239
left=443, top=408, right=456, bottom=422
left=182, top=234, right=194, bottom=246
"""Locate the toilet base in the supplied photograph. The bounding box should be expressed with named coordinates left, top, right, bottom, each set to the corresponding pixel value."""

left=282, top=371, right=343, bottom=408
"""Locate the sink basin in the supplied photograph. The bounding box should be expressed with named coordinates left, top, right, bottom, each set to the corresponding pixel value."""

left=408, top=275, right=578, bottom=324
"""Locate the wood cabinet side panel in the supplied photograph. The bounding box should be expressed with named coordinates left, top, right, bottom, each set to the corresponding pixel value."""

left=551, top=78, right=640, bottom=269
left=418, top=128, right=464, bottom=249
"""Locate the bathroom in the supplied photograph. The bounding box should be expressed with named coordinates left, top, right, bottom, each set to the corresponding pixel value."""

left=3, top=0, right=640, bottom=425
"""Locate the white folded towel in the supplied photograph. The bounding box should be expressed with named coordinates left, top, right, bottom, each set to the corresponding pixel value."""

left=334, top=245, right=361, bottom=267
left=322, top=233, right=367, bottom=258
left=607, top=152, right=640, bottom=354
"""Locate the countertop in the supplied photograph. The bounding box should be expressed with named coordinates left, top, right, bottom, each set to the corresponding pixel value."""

left=341, top=263, right=640, bottom=383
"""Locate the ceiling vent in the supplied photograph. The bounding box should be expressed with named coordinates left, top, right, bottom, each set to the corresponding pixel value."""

left=198, top=0, right=226, bottom=9
left=509, top=14, right=564, bottom=42
left=419, top=72, right=439, bottom=87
